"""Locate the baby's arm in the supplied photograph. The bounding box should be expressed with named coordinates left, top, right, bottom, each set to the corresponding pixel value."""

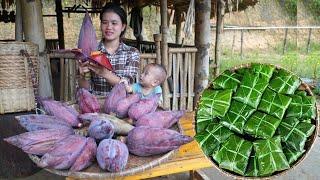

left=119, top=78, right=133, bottom=93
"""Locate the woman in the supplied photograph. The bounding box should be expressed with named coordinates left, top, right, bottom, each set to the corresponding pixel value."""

left=79, top=3, right=140, bottom=96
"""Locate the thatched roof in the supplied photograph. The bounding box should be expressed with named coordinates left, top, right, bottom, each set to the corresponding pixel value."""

left=1, top=0, right=258, bottom=17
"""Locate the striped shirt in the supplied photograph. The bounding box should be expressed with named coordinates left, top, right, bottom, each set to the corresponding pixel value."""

left=91, top=41, right=140, bottom=96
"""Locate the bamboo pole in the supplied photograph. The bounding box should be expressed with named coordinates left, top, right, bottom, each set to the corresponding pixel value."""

left=64, top=59, right=69, bottom=101
left=169, top=48, right=198, bottom=53
left=154, top=34, right=162, bottom=64
left=59, top=57, right=65, bottom=101
left=56, top=0, right=65, bottom=49
left=175, top=9, right=182, bottom=44
left=180, top=53, right=187, bottom=110
left=194, top=0, right=211, bottom=103
left=283, top=28, right=288, bottom=54
left=240, top=29, right=244, bottom=59
left=160, top=0, right=170, bottom=109
left=15, top=0, right=23, bottom=41
left=231, top=32, right=236, bottom=55
left=21, top=0, right=53, bottom=98
left=307, top=28, right=312, bottom=53
left=172, top=53, right=178, bottom=110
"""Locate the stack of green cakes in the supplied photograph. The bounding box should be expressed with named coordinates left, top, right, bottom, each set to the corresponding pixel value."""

left=195, top=63, right=317, bottom=177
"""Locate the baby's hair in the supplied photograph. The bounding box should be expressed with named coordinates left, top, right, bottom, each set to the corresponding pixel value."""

left=145, top=63, right=167, bottom=84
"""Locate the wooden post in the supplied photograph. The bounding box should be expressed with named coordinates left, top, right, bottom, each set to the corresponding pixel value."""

left=231, top=31, right=236, bottom=55
left=175, top=9, right=182, bottom=44
left=283, top=28, right=288, bottom=54
left=194, top=0, right=211, bottom=102
left=154, top=34, right=162, bottom=64
left=240, top=29, right=244, bottom=59
left=214, top=0, right=225, bottom=77
left=15, top=0, right=23, bottom=41
left=160, top=0, right=170, bottom=109
left=307, top=28, right=312, bottom=53
left=21, top=0, right=53, bottom=98
left=56, top=0, right=65, bottom=49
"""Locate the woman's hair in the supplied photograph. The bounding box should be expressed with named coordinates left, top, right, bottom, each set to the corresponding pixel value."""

left=100, top=2, right=127, bottom=37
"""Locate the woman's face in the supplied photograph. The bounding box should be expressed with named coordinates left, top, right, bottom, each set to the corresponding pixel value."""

left=100, top=11, right=126, bottom=42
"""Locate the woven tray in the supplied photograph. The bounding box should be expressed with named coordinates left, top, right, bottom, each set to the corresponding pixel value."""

left=27, top=99, right=182, bottom=179
left=196, top=63, right=319, bottom=179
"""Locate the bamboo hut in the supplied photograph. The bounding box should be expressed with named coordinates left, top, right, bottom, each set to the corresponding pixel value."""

left=0, top=0, right=258, bottom=109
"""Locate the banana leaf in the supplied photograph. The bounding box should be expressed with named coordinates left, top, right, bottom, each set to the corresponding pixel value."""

left=286, top=94, right=316, bottom=119
left=268, top=69, right=301, bottom=95
left=236, top=67, right=250, bottom=75
left=213, top=134, right=253, bottom=176
left=277, top=117, right=315, bottom=151
left=245, top=155, right=259, bottom=177
left=283, top=145, right=305, bottom=165
left=220, top=100, right=255, bottom=134
left=251, top=63, right=275, bottom=81
left=194, top=123, right=234, bottom=156
left=244, top=111, right=281, bottom=139
left=258, top=88, right=292, bottom=119
left=196, top=110, right=218, bottom=133
left=295, top=90, right=307, bottom=96
left=233, top=71, right=269, bottom=108
left=253, top=136, right=290, bottom=176
left=301, top=118, right=311, bottom=123
left=212, top=70, right=241, bottom=91
left=198, top=89, right=233, bottom=118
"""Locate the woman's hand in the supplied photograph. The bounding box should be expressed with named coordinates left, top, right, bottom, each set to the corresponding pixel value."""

left=87, top=62, right=111, bottom=78
left=78, top=60, right=90, bottom=76
left=88, top=62, right=120, bottom=85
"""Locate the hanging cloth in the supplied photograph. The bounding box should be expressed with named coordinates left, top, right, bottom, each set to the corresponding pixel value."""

left=183, top=0, right=195, bottom=38
left=129, top=7, right=143, bottom=41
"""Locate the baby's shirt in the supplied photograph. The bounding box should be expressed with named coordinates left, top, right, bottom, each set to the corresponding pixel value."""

left=131, top=83, right=163, bottom=103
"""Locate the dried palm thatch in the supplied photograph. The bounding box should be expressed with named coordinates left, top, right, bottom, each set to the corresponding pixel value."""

left=1, top=0, right=258, bottom=17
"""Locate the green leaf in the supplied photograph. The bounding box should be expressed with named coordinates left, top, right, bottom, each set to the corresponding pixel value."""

left=220, top=100, right=255, bottom=134
left=233, top=72, right=269, bottom=108
left=283, top=145, right=305, bottom=165
left=269, top=69, right=301, bottom=95
left=244, top=111, right=281, bottom=139
left=198, top=89, right=233, bottom=118
left=286, top=94, right=316, bottom=119
left=295, top=90, right=307, bottom=96
left=196, top=111, right=218, bottom=133
left=212, top=70, right=241, bottom=91
left=277, top=117, right=315, bottom=151
left=213, top=134, right=253, bottom=176
left=251, top=63, right=275, bottom=81
left=253, top=136, right=290, bottom=176
left=245, top=155, right=260, bottom=177
left=258, top=88, right=292, bottom=119
left=194, top=123, right=234, bottom=156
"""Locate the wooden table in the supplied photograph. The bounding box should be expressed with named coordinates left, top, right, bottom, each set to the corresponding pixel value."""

left=66, top=112, right=213, bottom=180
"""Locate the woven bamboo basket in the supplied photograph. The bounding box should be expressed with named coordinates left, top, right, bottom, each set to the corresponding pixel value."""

left=0, top=42, right=39, bottom=114
left=27, top=98, right=182, bottom=179
left=195, top=63, right=319, bottom=179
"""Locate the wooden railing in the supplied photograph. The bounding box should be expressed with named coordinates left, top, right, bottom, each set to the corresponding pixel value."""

left=49, top=47, right=197, bottom=111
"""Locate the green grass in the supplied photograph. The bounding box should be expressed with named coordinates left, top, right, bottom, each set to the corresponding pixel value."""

left=213, top=44, right=320, bottom=80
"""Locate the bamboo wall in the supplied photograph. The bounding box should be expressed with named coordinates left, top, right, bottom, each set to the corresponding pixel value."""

left=49, top=47, right=197, bottom=111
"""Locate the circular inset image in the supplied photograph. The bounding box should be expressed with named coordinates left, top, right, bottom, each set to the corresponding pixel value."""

left=194, top=63, right=318, bottom=178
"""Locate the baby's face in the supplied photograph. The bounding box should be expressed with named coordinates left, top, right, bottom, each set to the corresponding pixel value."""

left=140, top=66, right=158, bottom=88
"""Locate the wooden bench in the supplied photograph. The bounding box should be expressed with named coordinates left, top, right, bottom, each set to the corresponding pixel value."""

left=66, top=112, right=213, bottom=180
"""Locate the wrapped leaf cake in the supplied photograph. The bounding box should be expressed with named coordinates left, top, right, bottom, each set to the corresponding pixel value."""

left=195, top=63, right=318, bottom=177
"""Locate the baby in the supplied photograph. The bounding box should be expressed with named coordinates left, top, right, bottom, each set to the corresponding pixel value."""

left=121, top=63, right=167, bottom=104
